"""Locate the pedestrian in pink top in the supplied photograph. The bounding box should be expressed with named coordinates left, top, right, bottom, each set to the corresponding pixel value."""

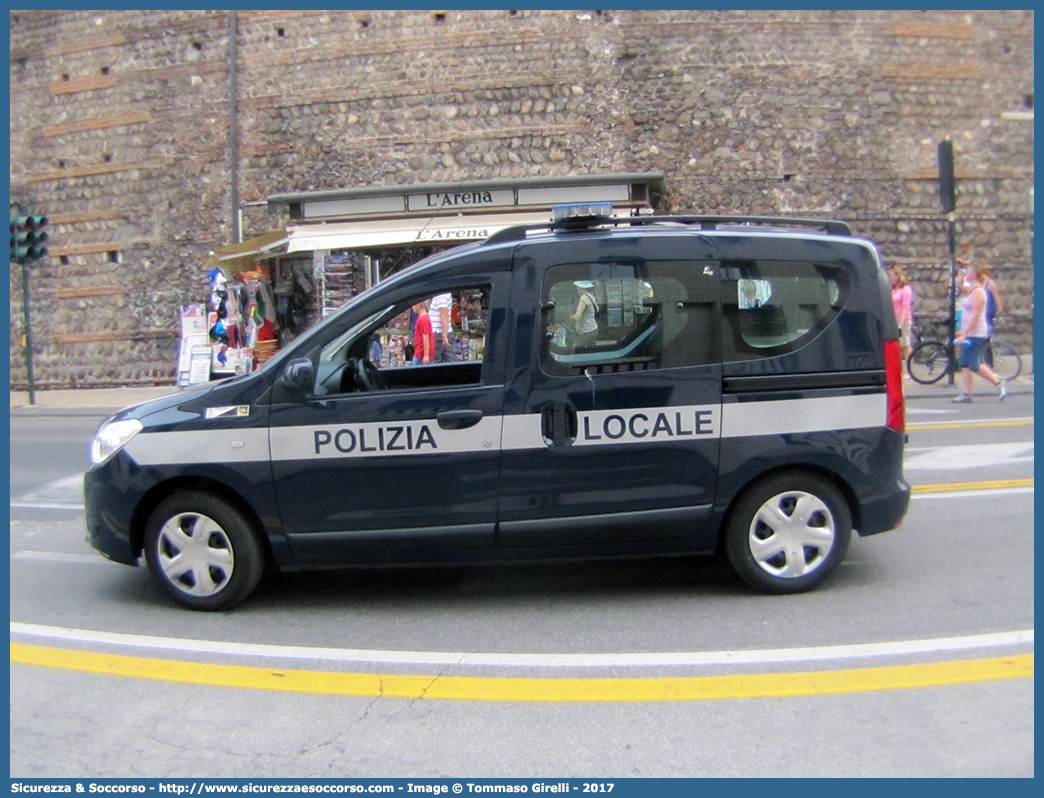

left=889, top=266, right=913, bottom=363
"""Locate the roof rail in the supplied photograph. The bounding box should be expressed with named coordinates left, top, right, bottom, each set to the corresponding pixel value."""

left=482, top=213, right=852, bottom=246
left=657, top=215, right=851, bottom=235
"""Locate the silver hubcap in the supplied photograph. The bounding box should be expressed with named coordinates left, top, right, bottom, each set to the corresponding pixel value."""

left=748, top=491, right=835, bottom=578
left=156, top=512, right=234, bottom=596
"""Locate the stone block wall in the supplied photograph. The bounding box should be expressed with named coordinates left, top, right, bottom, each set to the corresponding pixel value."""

left=10, top=9, right=1034, bottom=388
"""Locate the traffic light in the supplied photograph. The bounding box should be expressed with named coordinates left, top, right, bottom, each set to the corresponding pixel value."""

left=938, top=141, right=956, bottom=214
left=10, top=214, right=49, bottom=263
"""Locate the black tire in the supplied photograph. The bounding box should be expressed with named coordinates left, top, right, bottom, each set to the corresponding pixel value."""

left=143, top=491, right=265, bottom=611
left=907, top=340, right=950, bottom=385
left=989, top=341, right=1022, bottom=382
left=724, top=472, right=852, bottom=594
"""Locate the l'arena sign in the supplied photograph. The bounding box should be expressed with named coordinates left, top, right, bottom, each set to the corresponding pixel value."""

left=406, top=189, right=512, bottom=212
left=289, top=177, right=655, bottom=221
left=415, top=226, right=490, bottom=242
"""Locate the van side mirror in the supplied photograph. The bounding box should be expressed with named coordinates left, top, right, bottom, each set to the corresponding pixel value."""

left=279, top=358, right=315, bottom=397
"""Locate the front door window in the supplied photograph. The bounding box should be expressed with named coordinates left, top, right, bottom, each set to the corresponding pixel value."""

left=313, top=286, right=491, bottom=395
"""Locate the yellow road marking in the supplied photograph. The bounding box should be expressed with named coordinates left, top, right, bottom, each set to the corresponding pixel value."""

left=9, top=643, right=1032, bottom=703
left=912, top=478, right=1033, bottom=494
left=908, top=419, right=1034, bottom=431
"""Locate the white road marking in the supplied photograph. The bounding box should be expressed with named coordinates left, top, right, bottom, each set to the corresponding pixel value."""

left=15, top=474, right=83, bottom=500
left=8, top=622, right=1034, bottom=669
left=913, top=487, right=1034, bottom=500
left=904, top=442, right=1034, bottom=470
left=10, top=503, right=85, bottom=510
left=12, top=474, right=86, bottom=509
left=11, top=551, right=113, bottom=565
left=907, top=415, right=1034, bottom=424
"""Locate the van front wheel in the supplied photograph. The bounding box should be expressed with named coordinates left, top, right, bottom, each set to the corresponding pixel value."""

left=144, top=491, right=265, bottom=611
left=724, top=473, right=851, bottom=594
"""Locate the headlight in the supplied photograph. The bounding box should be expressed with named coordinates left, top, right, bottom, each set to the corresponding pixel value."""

left=90, top=419, right=144, bottom=465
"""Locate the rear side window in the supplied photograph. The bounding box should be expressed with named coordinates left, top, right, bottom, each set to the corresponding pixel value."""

left=721, top=260, right=851, bottom=361
left=541, top=260, right=720, bottom=376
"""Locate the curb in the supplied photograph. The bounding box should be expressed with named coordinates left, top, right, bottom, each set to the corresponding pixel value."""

left=10, top=406, right=126, bottom=418
left=10, top=385, right=185, bottom=417
left=904, top=386, right=1033, bottom=401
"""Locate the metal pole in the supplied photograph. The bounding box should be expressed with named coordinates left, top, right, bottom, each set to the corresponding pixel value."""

left=229, top=10, right=240, bottom=244
left=21, top=261, right=36, bottom=405
left=946, top=216, right=957, bottom=387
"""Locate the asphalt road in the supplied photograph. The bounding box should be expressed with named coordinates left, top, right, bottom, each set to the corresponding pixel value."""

left=9, top=395, right=1034, bottom=777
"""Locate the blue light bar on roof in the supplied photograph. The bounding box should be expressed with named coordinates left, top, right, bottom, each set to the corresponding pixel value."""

left=552, top=202, right=613, bottom=223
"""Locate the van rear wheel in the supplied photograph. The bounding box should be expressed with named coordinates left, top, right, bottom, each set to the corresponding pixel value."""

left=725, top=473, right=851, bottom=594
left=144, top=491, right=264, bottom=611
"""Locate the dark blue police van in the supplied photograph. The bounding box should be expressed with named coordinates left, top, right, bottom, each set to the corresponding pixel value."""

left=85, top=206, right=910, bottom=610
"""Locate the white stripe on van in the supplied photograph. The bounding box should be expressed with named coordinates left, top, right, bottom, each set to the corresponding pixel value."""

left=720, top=393, right=886, bottom=438
left=573, top=404, right=721, bottom=447
left=124, top=428, right=271, bottom=466
left=122, top=394, right=887, bottom=466
left=269, top=416, right=503, bottom=461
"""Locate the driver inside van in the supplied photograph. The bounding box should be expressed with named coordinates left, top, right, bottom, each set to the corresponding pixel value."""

left=740, top=280, right=763, bottom=308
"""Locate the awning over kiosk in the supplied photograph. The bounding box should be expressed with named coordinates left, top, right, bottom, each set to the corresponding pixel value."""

left=285, top=210, right=554, bottom=253
left=266, top=173, right=667, bottom=256
left=206, top=230, right=290, bottom=273
left=211, top=230, right=290, bottom=260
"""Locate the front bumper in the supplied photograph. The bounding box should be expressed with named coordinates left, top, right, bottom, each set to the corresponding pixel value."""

left=84, top=461, right=141, bottom=566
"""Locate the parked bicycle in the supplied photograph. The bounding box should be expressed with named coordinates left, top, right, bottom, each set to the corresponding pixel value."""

left=907, top=336, right=1022, bottom=385
left=910, top=318, right=943, bottom=349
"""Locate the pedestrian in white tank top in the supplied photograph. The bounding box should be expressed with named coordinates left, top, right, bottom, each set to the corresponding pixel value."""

left=953, top=262, right=1005, bottom=403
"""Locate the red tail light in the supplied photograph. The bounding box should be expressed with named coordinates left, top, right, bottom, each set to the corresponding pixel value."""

left=884, top=339, right=905, bottom=433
